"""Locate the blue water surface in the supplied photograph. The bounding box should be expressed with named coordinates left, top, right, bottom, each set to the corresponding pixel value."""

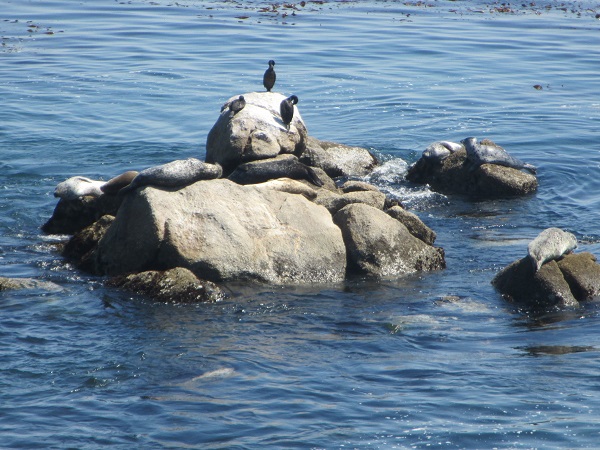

left=2, top=0, right=600, bottom=448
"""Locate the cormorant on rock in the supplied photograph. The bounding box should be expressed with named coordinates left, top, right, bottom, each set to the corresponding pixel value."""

left=229, top=95, right=246, bottom=116
left=263, top=60, right=276, bottom=92
left=280, top=94, right=298, bottom=131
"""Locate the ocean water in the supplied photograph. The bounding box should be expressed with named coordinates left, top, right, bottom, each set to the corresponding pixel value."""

left=2, top=0, right=600, bottom=447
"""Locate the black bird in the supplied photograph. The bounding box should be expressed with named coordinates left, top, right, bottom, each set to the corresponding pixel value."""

left=229, top=95, right=246, bottom=116
left=263, top=60, right=276, bottom=92
left=280, top=95, right=298, bottom=131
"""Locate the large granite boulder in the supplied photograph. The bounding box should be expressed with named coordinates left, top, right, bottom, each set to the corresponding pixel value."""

left=406, top=147, right=538, bottom=198
left=206, top=92, right=308, bottom=174
left=313, top=188, right=387, bottom=215
left=386, top=205, right=437, bottom=246
left=492, top=252, right=600, bottom=309
left=299, top=136, right=379, bottom=177
left=333, top=203, right=445, bottom=278
left=92, top=179, right=347, bottom=284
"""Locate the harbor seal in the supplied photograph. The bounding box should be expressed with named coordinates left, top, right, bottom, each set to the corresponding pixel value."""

left=280, top=95, right=298, bottom=131
left=228, top=155, right=323, bottom=187
left=100, top=170, right=139, bottom=195
left=120, top=158, right=222, bottom=194
left=263, top=60, right=276, bottom=92
left=528, top=227, right=578, bottom=271
left=54, top=176, right=104, bottom=200
left=461, top=137, right=537, bottom=174
left=422, top=140, right=464, bottom=163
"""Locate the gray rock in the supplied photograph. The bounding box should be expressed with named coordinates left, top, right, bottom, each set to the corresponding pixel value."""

left=407, top=147, right=538, bottom=198
left=93, top=179, right=347, bottom=284
left=42, top=194, right=122, bottom=235
left=63, top=215, right=115, bottom=271
left=333, top=203, right=445, bottom=278
left=300, top=136, right=379, bottom=178
left=492, top=256, right=579, bottom=309
left=386, top=205, right=436, bottom=245
left=314, top=189, right=387, bottom=215
left=557, top=252, right=600, bottom=300
left=107, top=267, right=224, bottom=303
left=206, top=92, right=308, bottom=173
left=340, top=180, right=382, bottom=194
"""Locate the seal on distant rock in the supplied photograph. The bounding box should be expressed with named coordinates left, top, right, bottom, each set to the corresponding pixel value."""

left=263, top=60, right=276, bottom=92
left=54, top=176, right=105, bottom=200
left=121, top=158, right=222, bottom=194
left=422, top=141, right=464, bottom=163
left=228, top=95, right=246, bottom=116
left=280, top=95, right=298, bottom=131
left=100, top=170, right=139, bottom=195
left=228, top=155, right=324, bottom=187
left=461, top=137, right=537, bottom=174
left=528, top=227, right=578, bottom=271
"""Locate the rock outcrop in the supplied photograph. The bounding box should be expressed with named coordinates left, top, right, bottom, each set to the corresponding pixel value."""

left=206, top=92, right=308, bottom=174
left=299, top=136, right=379, bottom=178
left=42, top=91, right=448, bottom=298
left=333, top=203, right=445, bottom=278
left=92, top=179, right=348, bottom=284
left=493, top=252, right=600, bottom=309
left=407, top=146, right=538, bottom=198
left=42, top=195, right=122, bottom=235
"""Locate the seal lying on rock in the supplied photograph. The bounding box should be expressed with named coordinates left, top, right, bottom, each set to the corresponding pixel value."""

left=228, top=154, right=324, bottom=187
left=462, top=137, right=537, bottom=174
left=528, top=227, right=578, bottom=271
left=120, top=158, right=223, bottom=194
left=100, top=170, right=139, bottom=195
left=54, top=176, right=105, bottom=200
left=422, top=141, right=464, bottom=163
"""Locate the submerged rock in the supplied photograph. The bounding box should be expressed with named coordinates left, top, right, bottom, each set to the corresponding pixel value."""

left=0, top=277, right=62, bottom=292
left=107, top=267, right=225, bottom=303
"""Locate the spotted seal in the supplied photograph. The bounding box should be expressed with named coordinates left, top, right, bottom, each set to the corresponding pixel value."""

left=121, top=158, right=222, bottom=194
left=228, top=154, right=323, bottom=187
left=461, top=137, right=537, bottom=174
left=422, top=140, right=464, bottom=163
left=100, top=170, right=139, bottom=195
left=527, top=227, right=577, bottom=271
left=54, top=176, right=105, bottom=200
